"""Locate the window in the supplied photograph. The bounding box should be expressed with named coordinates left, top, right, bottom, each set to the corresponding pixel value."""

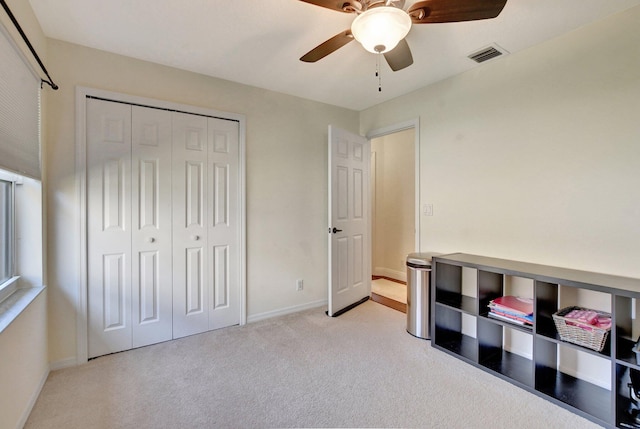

left=0, top=15, right=38, bottom=302
left=0, top=175, right=15, bottom=301
left=0, top=16, right=44, bottom=326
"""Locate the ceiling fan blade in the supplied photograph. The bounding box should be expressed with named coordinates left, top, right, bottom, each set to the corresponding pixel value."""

left=383, top=38, right=413, bottom=71
left=297, top=0, right=362, bottom=13
left=300, top=30, right=354, bottom=62
left=408, top=0, right=507, bottom=24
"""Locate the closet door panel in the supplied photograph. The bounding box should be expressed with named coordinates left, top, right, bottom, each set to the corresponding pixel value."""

left=172, top=112, right=209, bottom=338
left=131, top=106, right=173, bottom=348
left=87, top=98, right=133, bottom=358
left=208, top=118, right=241, bottom=329
left=86, top=97, right=243, bottom=357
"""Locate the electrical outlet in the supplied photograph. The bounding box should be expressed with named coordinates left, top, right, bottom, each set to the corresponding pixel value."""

left=296, top=279, right=304, bottom=291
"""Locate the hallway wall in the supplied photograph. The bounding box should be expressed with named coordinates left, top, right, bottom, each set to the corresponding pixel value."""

left=371, top=129, right=415, bottom=281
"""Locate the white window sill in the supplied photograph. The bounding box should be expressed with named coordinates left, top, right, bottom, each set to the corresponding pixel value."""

left=0, top=276, right=20, bottom=303
left=0, top=286, right=45, bottom=334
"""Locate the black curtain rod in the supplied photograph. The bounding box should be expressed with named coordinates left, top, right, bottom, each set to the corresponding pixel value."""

left=0, top=0, right=58, bottom=90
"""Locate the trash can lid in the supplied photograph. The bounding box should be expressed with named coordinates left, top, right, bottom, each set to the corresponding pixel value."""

left=406, top=252, right=438, bottom=267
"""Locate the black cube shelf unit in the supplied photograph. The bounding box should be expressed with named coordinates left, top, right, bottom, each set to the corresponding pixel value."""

left=431, top=253, right=640, bottom=429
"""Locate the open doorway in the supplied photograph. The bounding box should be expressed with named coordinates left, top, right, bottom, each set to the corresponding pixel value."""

left=369, top=124, right=418, bottom=313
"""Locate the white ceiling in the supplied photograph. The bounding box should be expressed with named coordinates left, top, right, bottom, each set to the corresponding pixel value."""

left=29, top=0, right=640, bottom=111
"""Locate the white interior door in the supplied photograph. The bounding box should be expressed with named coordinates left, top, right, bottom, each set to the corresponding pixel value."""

left=328, top=125, right=371, bottom=317
left=207, top=117, right=241, bottom=330
left=131, top=106, right=173, bottom=348
left=172, top=114, right=241, bottom=337
left=88, top=100, right=175, bottom=358
left=87, top=98, right=133, bottom=358
left=172, top=112, right=209, bottom=338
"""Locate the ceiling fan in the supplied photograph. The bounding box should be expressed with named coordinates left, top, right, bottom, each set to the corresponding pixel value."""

left=299, top=0, right=508, bottom=71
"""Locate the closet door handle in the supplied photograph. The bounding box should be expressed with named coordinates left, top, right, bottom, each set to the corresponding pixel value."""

left=331, top=227, right=343, bottom=234
left=192, top=235, right=200, bottom=241
left=148, top=237, right=156, bottom=243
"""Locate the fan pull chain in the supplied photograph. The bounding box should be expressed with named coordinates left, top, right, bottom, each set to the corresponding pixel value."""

left=376, top=54, right=382, bottom=92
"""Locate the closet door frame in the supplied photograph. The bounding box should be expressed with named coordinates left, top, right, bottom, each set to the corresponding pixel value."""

left=75, top=86, right=246, bottom=364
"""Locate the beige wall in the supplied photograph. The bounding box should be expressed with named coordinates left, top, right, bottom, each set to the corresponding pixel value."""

left=371, top=129, right=415, bottom=280
left=44, top=39, right=360, bottom=364
left=0, top=291, right=48, bottom=429
left=361, top=6, right=640, bottom=279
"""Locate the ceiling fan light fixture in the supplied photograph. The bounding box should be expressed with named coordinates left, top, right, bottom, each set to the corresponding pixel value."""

left=351, top=6, right=412, bottom=54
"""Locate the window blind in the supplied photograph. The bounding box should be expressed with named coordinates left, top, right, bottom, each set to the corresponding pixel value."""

left=0, top=21, right=41, bottom=180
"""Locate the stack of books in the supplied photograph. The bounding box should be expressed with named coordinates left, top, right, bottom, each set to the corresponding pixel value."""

left=488, top=295, right=533, bottom=328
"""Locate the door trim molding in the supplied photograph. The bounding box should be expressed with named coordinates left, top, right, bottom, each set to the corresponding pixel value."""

left=75, top=86, right=247, bottom=364
left=366, top=118, right=421, bottom=252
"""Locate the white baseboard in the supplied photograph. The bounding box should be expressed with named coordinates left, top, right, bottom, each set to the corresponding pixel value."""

left=247, top=299, right=327, bottom=324
left=49, top=357, right=78, bottom=371
left=16, top=365, right=49, bottom=429
left=373, top=267, right=406, bottom=282
left=51, top=301, right=329, bottom=365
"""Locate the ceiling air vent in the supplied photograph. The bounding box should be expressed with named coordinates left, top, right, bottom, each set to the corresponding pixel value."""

left=468, top=44, right=508, bottom=64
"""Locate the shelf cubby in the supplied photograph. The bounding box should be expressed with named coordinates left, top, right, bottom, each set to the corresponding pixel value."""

left=478, top=317, right=533, bottom=388
left=434, top=261, right=462, bottom=294
left=534, top=280, right=559, bottom=339
left=435, top=289, right=476, bottom=314
left=616, top=398, right=640, bottom=429
left=616, top=363, right=640, bottom=428
left=536, top=364, right=611, bottom=425
left=616, top=295, right=639, bottom=366
left=432, top=253, right=640, bottom=428
left=434, top=304, right=477, bottom=363
left=478, top=270, right=503, bottom=313
left=534, top=337, right=611, bottom=424
left=434, top=261, right=477, bottom=313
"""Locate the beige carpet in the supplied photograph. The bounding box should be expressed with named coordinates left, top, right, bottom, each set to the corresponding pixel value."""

left=26, top=301, right=600, bottom=428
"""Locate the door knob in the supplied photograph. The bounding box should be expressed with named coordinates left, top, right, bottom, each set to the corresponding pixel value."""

left=192, top=235, right=200, bottom=241
left=148, top=237, right=155, bottom=243
left=331, top=227, right=343, bottom=234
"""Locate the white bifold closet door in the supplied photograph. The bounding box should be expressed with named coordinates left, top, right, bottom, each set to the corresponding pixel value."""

left=131, top=105, right=173, bottom=347
left=172, top=113, right=240, bottom=338
left=87, top=99, right=173, bottom=358
left=87, top=98, right=240, bottom=358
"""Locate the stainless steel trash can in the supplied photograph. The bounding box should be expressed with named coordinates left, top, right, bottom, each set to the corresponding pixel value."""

left=406, top=253, right=433, bottom=339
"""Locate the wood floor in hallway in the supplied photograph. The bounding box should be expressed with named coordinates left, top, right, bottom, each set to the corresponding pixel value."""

left=371, top=277, right=406, bottom=313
